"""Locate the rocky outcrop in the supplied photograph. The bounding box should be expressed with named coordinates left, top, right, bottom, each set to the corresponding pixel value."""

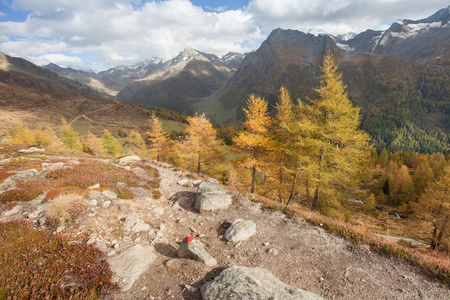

left=201, top=266, right=324, bottom=300
left=224, top=219, right=256, bottom=242
left=108, top=244, right=157, bottom=291
left=177, top=236, right=217, bottom=266
left=194, top=178, right=234, bottom=211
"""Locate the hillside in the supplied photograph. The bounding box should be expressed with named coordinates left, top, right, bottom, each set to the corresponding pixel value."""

left=0, top=51, right=187, bottom=136
left=198, top=27, right=450, bottom=153
left=0, top=148, right=449, bottom=299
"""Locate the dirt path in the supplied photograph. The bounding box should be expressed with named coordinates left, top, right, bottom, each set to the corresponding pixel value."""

left=113, top=162, right=450, bottom=300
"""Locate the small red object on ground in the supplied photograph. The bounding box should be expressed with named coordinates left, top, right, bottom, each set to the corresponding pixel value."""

left=183, top=236, right=194, bottom=244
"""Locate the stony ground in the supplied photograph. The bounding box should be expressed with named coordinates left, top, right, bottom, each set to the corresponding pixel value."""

left=1, top=152, right=449, bottom=300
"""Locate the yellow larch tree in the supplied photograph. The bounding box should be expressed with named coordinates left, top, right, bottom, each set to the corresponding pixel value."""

left=185, top=113, right=219, bottom=174
left=233, top=95, right=273, bottom=194
left=296, top=51, right=371, bottom=214
left=147, top=115, right=167, bottom=162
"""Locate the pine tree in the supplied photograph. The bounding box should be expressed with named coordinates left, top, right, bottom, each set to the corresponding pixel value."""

left=101, top=129, right=124, bottom=157
left=296, top=51, right=371, bottom=212
left=390, top=164, right=415, bottom=206
left=379, top=148, right=389, bottom=167
left=273, top=87, right=296, bottom=204
left=234, top=95, right=273, bottom=194
left=11, top=123, right=35, bottom=144
left=412, top=165, right=450, bottom=250
left=59, top=118, right=82, bottom=151
left=126, top=130, right=146, bottom=157
left=147, top=115, right=167, bottom=162
left=413, top=160, right=434, bottom=196
left=85, top=132, right=104, bottom=156
left=185, top=113, right=219, bottom=173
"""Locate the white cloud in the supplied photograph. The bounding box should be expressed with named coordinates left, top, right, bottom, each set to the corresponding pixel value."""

left=0, top=0, right=263, bottom=70
left=246, top=0, right=450, bottom=34
left=28, top=53, right=82, bottom=66
left=0, top=0, right=448, bottom=71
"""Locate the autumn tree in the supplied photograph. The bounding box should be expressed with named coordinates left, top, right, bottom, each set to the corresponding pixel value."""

left=11, top=123, right=35, bottom=144
left=413, top=160, right=434, bottom=196
left=273, top=87, right=296, bottom=204
left=126, top=130, right=147, bottom=157
left=296, top=51, right=371, bottom=213
left=185, top=113, right=220, bottom=174
left=84, top=132, right=104, bottom=156
left=413, top=165, right=450, bottom=250
left=378, top=148, right=389, bottom=167
left=234, top=95, right=273, bottom=194
left=59, top=118, right=82, bottom=151
left=389, top=164, right=415, bottom=206
left=101, top=129, right=124, bottom=157
left=147, top=115, right=167, bottom=162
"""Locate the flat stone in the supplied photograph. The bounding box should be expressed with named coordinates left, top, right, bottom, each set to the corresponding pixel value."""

left=177, top=179, right=192, bottom=187
left=131, top=222, right=151, bottom=233
left=124, top=214, right=140, bottom=231
left=88, top=183, right=100, bottom=189
left=177, top=236, right=217, bottom=266
left=194, top=178, right=234, bottom=211
left=201, top=266, right=324, bottom=300
left=102, top=190, right=117, bottom=199
left=118, top=155, right=141, bottom=165
left=0, top=178, right=16, bottom=193
left=4, top=205, right=21, bottom=216
left=152, top=207, right=164, bottom=216
left=19, top=147, right=45, bottom=153
left=224, top=219, right=257, bottom=242
left=108, top=244, right=157, bottom=291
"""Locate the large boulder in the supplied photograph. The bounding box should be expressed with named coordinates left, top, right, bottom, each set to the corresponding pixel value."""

left=108, top=244, right=156, bottom=291
left=224, top=219, right=257, bottom=242
left=194, top=178, right=234, bottom=211
left=177, top=236, right=217, bottom=266
left=201, top=266, right=323, bottom=300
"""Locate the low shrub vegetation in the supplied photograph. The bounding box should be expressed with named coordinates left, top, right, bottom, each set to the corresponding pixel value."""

left=46, top=193, right=88, bottom=225
left=0, top=220, right=117, bottom=299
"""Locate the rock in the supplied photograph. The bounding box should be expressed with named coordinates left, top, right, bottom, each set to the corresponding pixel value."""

left=102, top=200, right=111, bottom=208
left=177, top=236, right=217, bottom=266
left=224, top=219, right=256, bottom=242
left=201, top=266, right=324, bottom=300
left=87, top=238, right=96, bottom=245
left=132, top=168, right=154, bottom=181
left=4, top=205, right=21, bottom=216
left=192, top=180, right=202, bottom=186
left=131, top=222, right=151, bottom=233
left=19, top=147, right=45, bottom=153
left=88, top=183, right=100, bottom=189
left=152, top=207, right=164, bottom=216
left=102, top=190, right=117, bottom=199
left=267, top=248, right=278, bottom=255
left=118, top=155, right=141, bottom=165
left=10, top=169, right=39, bottom=180
left=108, top=250, right=116, bottom=257
left=159, top=223, right=166, bottom=233
left=0, top=178, right=16, bottom=193
left=108, top=244, right=157, bottom=291
left=96, top=241, right=109, bottom=252
left=194, top=178, right=234, bottom=211
left=177, top=179, right=192, bottom=187
left=89, top=200, right=98, bottom=206
left=185, top=284, right=198, bottom=292
left=124, top=214, right=140, bottom=231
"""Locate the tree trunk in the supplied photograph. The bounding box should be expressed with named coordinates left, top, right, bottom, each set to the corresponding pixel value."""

left=312, top=151, right=324, bottom=210
left=197, top=153, right=201, bottom=173
left=279, top=159, right=284, bottom=204
left=286, top=165, right=298, bottom=206
left=251, top=166, right=256, bottom=194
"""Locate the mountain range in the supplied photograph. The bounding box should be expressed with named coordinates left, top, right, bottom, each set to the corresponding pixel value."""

left=3, top=6, right=450, bottom=153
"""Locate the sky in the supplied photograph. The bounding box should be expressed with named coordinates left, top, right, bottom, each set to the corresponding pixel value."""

left=0, top=0, right=448, bottom=71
